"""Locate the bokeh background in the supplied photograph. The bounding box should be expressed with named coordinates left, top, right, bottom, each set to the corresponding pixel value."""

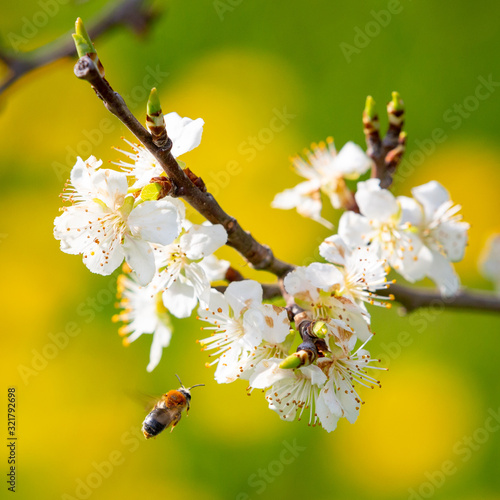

left=2, top=0, right=500, bottom=499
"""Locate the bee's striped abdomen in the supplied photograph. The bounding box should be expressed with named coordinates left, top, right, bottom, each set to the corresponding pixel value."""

left=142, top=409, right=167, bottom=439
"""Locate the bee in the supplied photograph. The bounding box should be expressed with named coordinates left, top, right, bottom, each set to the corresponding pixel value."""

left=142, top=374, right=204, bottom=439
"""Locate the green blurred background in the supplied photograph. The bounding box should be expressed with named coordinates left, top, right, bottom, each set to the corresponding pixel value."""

left=2, top=0, right=500, bottom=499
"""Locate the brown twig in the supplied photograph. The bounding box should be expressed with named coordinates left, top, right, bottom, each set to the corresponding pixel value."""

left=379, top=284, right=500, bottom=314
left=241, top=283, right=500, bottom=314
left=74, top=56, right=293, bottom=277
left=0, top=0, right=157, bottom=97
left=364, top=93, right=406, bottom=189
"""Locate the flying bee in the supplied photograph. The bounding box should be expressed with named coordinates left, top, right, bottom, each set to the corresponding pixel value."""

left=141, top=374, right=204, bottom=439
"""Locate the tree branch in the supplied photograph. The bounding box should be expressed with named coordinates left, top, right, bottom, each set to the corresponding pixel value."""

left=240, top=283, right=500, bottom=314
left=0, top=0, right=157, bottom=97
left=364, top=93, right=406, bottom=189
left=74, top=56, right=294, bottom=277
left=379, top=284, right=500, bottom=314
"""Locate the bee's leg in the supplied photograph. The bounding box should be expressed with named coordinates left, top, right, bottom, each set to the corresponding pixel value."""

left=170, top=414, right=182, bottom=432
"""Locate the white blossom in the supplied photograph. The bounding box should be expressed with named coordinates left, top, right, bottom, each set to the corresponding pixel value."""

left=338, top=178, right=433, bottom=283
left=115, top=112, right=204, bottom=189
left=250, top=360, right=327, bottom=426
left=284, top=263, right=372, bottom=346
left=272, top=139, right=372, bottom=228
left=319, top=234, right=391, bottom=308
left=113, top=271, right=173, bottom=372
left=408, top=181, right=469, bottom=296
left=316, top=342, right=384, bottom=432
left=151, top=223, right=229, bottom=318
left=54, top=156, right=184, bottom=285
left=250, top=339, right=385, bottom=432
left=198, top=281, right=290, bottom=384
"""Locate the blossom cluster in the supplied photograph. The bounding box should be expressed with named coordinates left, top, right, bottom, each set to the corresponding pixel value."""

left=274, top=141, right=470, bottom=297
left=197, top=238, right=389, bottom=431
left=55, top=113, right=228, bottom=370
left=54, top=111, right=472, bottom=432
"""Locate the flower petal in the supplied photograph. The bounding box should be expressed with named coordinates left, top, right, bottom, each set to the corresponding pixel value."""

left=162, top=279, right=198, bottom=318
left=316, top=381, right=342, bottom=432
left=334, top=372, right=360, bottom=424
left=283, top=267, right=314, bottom=298
left=306, top=262, right=344, bottom=291
left=146, top=323, right=172, bottom=372
left=164, top=112, right=204, bottom=158
left=333, top=141, right=372, bottom=177
left=319, top=234, right=348, bottom=265
left=225, top=280, right=263, bottom=317
left=427, top=250, right=460, bottom=297
left=214, top=342, right=246, bottom=384
left=412, top=181, right=450, bottom=220
left=398, top=195, right=423, bottom=227
left=249, top=358, right=293, bottom=389
left=331, top=296, right=372, bottom=342
left=338, top=211, right=375, bottom=248
left=198, top=288, right=229, bottom=318
left=260, top=304, right=290, bottom=344
left=70, top=156, right=102, bottom=199
left=300, top=364, right=327, bottom=387
left=180, top=224, right=227, bottom=260
left=92, top=168, right=128, bottom=209
left=122, top=235, right=155, bottom=285
left=355, top=179, right=399, bottom=220
left=243, top=305, right=289, bottom=346
left=433, top=220, right=469, bottom=262
left=272, top=180, right=332, bottom=228
left=199, top=254, right=230, bottom=281
left=82, top=235, right=124, bottom=276
left=390, top=233, right=433, bottom=282
left=241, top=309, right=267, bottom=347
left=128, top=200, right=182, bottom=246
left=184, top=262, right=211, bottom=306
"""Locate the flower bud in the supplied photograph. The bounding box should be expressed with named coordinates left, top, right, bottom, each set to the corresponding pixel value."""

left=363, top=95, right=379, bottom=131
left=279, top=349, right=314, bottom=369
left=387, top=91, right=404, bottom=126
left=146, top=88, right=168, bottom=147
left=72, top=18, right=105, bottom=77
left=312, top=320, right=328, bottom=339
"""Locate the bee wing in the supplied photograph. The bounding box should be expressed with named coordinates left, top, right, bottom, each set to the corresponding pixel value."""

left=127, top=390, right=163, bottom=412
left=153, top=406, right=181, bottom=428
left=145, top=406, right=182, bottom=435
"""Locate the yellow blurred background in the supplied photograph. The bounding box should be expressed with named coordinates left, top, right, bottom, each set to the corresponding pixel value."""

left=1, top=1, right=500, bottom=499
